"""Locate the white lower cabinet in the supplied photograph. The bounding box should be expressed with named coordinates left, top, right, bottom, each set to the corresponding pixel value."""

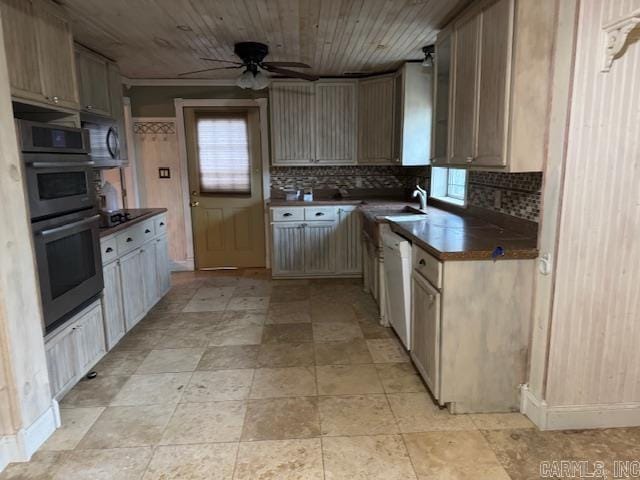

left=155, top=235, right=171, bottom=296
left=45, top=301, right=105, bottom=399
left=411, top=271, right=441, bottom=399
left=271, top=206, right=362, bottom=278
left=140, top=241, right=159, bottom=312
left=303, top=222, right=336, bottom=274
left=272, top=222, right=305, bottom=276
left=119, top=248, right=146, bottom=331
left=102, top=260, right=125, bottom=349
left=45, top=213, right=171, bottom=400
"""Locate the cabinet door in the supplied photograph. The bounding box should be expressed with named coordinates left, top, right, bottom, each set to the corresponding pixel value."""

left=75, top=46, right=111, bottom=115
left=358, top=76, right=395, bottom=164
left=34, top=0, right=79, bottom=110
left=155, top=235, right=171, bottom=297
left=474, top=0, right=512, bottom=167
left=74, top=304, right=106, bottom=374
left=432, top=30, right=452, bottom=164
left=119, top=248, right=146, bottom=330
left=315, top=82, right=357, bottom=164
left=45, top=325, right=77, bottom=398
left=336, top=207, right=363, bottom=274
left=0, top=0, right=44, bottom=102
left=141, top=241, right=159, bottom=312
left=449, top=13, right=479, bottom=165
left=102, top=260, right=126, bottom=350
left=272, top=222, right=305, bottom=276
left=270, top=83, right=315, bottom=165
left=411, top=272, right=441, bottom=399
left=108, top=62, right=128, bottom=163
left=304, top=221, right=336, bottom=274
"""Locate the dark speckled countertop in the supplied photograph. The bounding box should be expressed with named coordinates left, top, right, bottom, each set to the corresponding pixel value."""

left=99, top=208, right=167, bottom=238
left=269, top=197, right=538, bottom=261
left=387, top=206, right=538, bottom=261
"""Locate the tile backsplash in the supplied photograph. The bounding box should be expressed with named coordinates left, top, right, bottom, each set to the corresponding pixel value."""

left=270, top=165, right=542, bottom=222
left=270, top=165, right=429, bottom=191
left=467, top=171, right=542, bottom=222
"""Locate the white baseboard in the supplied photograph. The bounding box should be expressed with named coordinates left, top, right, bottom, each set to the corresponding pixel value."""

left=521, top=385, right=640, bottom=430
left=0, top=402, right=59, bottom=473
left=170, top=259, right=194, bottom=272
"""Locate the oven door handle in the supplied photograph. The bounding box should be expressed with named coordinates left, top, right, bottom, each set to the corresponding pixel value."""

left=36, top=215, right=100, bottom=237
left=29, top=161, right=95, bottom=168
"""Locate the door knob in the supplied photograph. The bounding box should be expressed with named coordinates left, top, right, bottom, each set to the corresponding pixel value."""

left=190, top=201, right=200, bottom=207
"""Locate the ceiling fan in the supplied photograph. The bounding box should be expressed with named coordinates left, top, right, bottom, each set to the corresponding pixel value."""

left=179, top=42, right=318, bottom=89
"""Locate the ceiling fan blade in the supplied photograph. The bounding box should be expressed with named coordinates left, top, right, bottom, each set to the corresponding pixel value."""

left=200, top=57, right=244, bottom=65
left=178, top=66, right=241, bottom=77
left=262, top=61, right=311, bottom=68
left=261, top=64, right=318, bottom=81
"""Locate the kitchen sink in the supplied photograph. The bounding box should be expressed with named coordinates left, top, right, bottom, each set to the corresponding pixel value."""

left=386, top=214, right=428, bottom=222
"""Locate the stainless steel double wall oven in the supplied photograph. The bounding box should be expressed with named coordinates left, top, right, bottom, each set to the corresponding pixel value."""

left=18, top=120, right=104, bottom=333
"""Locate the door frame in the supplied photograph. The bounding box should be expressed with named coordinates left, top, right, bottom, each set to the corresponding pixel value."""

left=174, top=98, right=271, bottom=270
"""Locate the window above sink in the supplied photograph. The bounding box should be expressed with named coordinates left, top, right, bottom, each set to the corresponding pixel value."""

left=430, top=167, right=467, bottom=206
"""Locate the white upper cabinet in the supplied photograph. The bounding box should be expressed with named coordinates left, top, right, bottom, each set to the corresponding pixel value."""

left=270, top=82, right=316, bottom=165
left=315, top=82, right=357, bottom=164
left=358, top=75, right=395, bottom=164
left=440, top=0, right=556, bottom=172
left=0, top=0, right=80, bottom=110
left=395, top=63, right=433, bottom=166
left=75, top=45, right=111, bottom=116
left=431, top=30, right=452, bottom=165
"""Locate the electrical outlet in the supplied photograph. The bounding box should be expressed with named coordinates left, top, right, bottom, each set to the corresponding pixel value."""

left=355, top=176, right=363, bottom=188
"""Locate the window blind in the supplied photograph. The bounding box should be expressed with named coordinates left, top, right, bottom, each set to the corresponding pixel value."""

left=196, top=114, right=251, bottom=194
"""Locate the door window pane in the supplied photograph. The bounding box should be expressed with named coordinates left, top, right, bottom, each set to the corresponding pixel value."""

left=196, top=114, right=251, bottom=194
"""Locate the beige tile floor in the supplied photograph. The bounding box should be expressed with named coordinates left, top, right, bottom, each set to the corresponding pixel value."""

left=3, top=269, right=640, bottom=479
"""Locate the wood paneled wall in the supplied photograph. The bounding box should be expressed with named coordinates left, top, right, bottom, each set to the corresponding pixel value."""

left=545, top=0, right=640, bottom=406
left=133, top=119, right=189, bottom=268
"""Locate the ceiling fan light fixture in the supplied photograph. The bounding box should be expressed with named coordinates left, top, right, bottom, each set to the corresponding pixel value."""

left=236, top=69, right=255, bottom=89
left=252, top=70, right=270, bottom=90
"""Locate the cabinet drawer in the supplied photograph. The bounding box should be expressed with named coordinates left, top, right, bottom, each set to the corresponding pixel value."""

left=304, top=206, right=336, bottom=221
left=154, top=214, right=168, bottom=236
left=412, top=245, right=443, bottom=289
left=271, top=207, right=304, bottom=222
left=100, top=237, right=118, bottom=265
left=141, top=219, right=155, bottom=243
left=116, top=224, right=143, bottom=255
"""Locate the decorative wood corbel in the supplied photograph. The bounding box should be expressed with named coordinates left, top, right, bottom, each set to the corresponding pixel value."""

left=602, top=8, right=640, bottom=72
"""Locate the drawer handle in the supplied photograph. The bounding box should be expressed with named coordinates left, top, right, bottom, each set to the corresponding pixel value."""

left=145, top=229, right=151, bottom=234
left=283, top=212, right=293, bottom=217
left=419, top=259, right=426, bottom=266
left=105, top=247, right=113, bottom=253
left=126, top=237, right=133, bottom=243
left=159, top=222, right=165, bottom=226
left=315, top=212, right=325, bottom=217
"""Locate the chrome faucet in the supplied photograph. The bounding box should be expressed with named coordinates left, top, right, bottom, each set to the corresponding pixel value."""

left=412, top=185, right=428, bottom=211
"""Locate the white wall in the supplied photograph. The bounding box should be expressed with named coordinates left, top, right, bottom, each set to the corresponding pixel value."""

left=524, top=0, right=640, bottom=429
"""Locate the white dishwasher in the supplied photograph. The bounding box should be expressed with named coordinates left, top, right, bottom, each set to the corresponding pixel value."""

left=382, top=230, right=412, bottom=350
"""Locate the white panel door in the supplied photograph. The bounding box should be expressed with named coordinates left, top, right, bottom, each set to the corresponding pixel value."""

left=303, top=222, right=337, bottom=274
left=336, top=207, right=363, bottom=274
left=411, top=272, right=441, bottom=399
left=74, top=304, right=106, bottom=374
left=155, top=235, right=171, bottom=297
left=119, top=248, right=145, bottom=330
left=141, top=241, right=159, bottom=312
left=272, top=222, right=305, bottom=276
left=102, top=260, right=126, bottom=350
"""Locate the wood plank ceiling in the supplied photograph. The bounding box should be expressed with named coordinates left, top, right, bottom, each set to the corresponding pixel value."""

left=57, top=0, right=467, bottom=79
